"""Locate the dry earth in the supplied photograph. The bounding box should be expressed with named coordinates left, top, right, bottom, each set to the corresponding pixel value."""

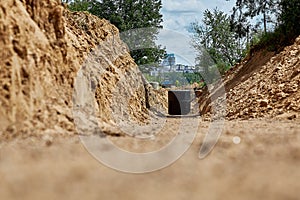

left=1, top=1, right=300, bottom=200
left=0, top=0, right=160, bottom=138
left=199, top=36, right=300, bottom=121
left=1, top=118, right=300, bottom=200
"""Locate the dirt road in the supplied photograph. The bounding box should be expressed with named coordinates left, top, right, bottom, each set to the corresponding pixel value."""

left=1, top=119, right=300, bottom=200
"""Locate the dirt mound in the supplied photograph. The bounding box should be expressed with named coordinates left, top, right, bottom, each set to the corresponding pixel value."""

left=0, top=0, right=151, bottom=139
left=200, top=36, right=300, bottom=120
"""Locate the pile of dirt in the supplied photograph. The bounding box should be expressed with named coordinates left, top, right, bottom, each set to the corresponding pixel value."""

left=200, top=36, right=300, bottom=120
left=0, top=0, right=151, bottom=139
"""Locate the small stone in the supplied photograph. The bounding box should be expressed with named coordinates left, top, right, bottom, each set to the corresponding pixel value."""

left=250, top=89, right=257, bottom=95
left=288, top=114, right=297, bottom=120
left=278, top=83, right=285, bottom=88
left=42, top=135, right=53, bottom=146
left=259, top=99, right=268, bottom=107
left=276, top=113, right=298, bottom=120
left=274, top=66, right=282, bottom=72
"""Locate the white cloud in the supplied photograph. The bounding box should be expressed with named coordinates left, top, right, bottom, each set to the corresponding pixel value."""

left=162, top=0, right=205, bottom=13
left=157, top=0, right=236, bottom=65
left=156, top=29, right=197, bottom=65
left=161, top=0, right=235, bottom=31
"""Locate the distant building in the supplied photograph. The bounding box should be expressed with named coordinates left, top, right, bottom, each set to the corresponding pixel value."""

left=148, top=54, right=197, bottom=75
left=162, top=54, right=176, bottom=67
left=175, top=64, right=195, bottom=73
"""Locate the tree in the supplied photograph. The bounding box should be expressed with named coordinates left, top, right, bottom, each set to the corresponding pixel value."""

left=191, top=8, right=246, bottom=77
left=277, top=0, right=300, bottom=41
left=65, top=0, right=166, bottom=73
left=63, top=0, right=90, bottom=11
left=231, top=0, right=279, bottom=35
left=229, top=0, right=300, bottom=47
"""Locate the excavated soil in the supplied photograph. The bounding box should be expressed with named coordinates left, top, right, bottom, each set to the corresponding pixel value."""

left=199, top=37, right=300, bottom=120
left=1, top=1, right=300, bottom=200
left=0, top=0, right=162, bottom=139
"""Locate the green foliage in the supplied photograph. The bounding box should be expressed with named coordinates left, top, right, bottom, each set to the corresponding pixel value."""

left=145, top=71, right=203, bottom=86
left=66, top=0, right=90, bottom=12
left=183, top=73, right=203, bottom=84
left=65, top=0, right=166, bottom=72
left=191, top=8, right=247, bottom=78
left=143, top=74, right=163, bottom=83
left=216, top=62, right=231, bottom=75
left=277, top=0, right=300, bottom=42
left=164, top=72, right=188, bottom=86
left=252, top=31, right=280, bottom=51
left=230, top=0, right=300, bottom=51
left=231, top=0, right=279, bottom=35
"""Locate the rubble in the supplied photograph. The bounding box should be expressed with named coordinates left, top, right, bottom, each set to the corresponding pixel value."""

left=199, top=35, right=300, bottom=120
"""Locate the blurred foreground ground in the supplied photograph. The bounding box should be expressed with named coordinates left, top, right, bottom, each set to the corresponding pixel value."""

left=1, top=118, right=300, bottom=200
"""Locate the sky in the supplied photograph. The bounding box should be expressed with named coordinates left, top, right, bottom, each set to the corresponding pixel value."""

left=156, top=0, right=236, bottom=65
